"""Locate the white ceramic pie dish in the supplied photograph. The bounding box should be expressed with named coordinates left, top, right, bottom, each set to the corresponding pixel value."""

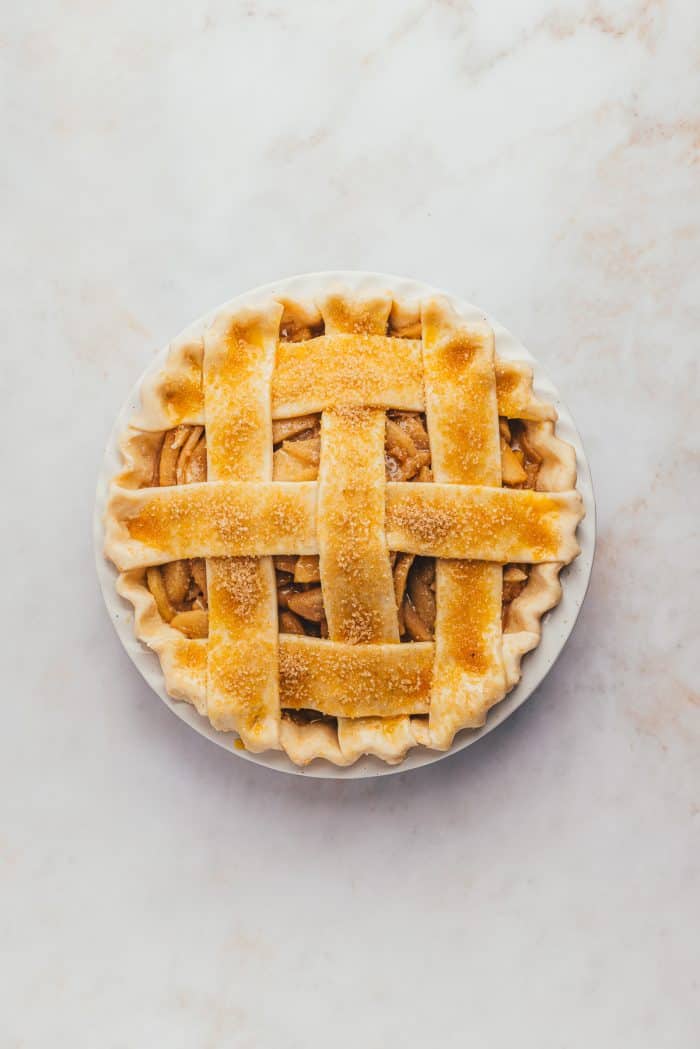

left=94, top=271, right=595, bottom=779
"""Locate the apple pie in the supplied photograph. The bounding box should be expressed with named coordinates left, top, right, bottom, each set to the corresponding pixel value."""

left=104, top=286, right=584, bottom=766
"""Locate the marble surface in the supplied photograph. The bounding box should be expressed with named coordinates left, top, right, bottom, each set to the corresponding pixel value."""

left=3, top=1, right=698, bottom=1046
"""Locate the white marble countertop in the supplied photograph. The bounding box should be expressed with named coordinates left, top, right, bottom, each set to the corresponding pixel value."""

left=3, top=2, right=698, bottom=1046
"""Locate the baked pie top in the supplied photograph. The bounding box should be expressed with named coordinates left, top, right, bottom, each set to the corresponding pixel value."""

left=104, top=287, right=583, bottom=767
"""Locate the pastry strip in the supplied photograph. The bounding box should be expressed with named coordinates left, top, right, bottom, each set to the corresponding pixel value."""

left=106, top=481, right=318, bottom=569
left=203, top=304, right=282, bottom=751
left=317, top=408, right=399, bottom=643
left=385, top=484, right=582, bottom=563
left=421, top=297, right=506, bottom=749
left=106, top=481, right=581, bottom=569
left=279, top=635, right=432, bottom=717
left=273, top=337, right=556, bottom=421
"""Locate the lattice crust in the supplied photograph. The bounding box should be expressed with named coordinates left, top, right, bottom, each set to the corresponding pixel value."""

left=318, top=407, right=400, bottom=644
left=105, top=288, right=584, bottom=766
left=105, top=482, right=580, bottom=569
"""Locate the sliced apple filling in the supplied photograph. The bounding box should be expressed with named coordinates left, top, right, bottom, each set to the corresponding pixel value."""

left=145, top=558, right=208, bottom=638
left=154, top=424, right=207, bottom=486
left=499, top=417, right=541, bottom=490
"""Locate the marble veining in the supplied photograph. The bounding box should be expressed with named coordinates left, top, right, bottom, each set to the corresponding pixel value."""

left=2, top=1, right=698, bottom=1046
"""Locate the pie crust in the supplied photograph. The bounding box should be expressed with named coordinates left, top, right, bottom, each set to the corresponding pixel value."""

left=104, top=284, right=584, bottom=766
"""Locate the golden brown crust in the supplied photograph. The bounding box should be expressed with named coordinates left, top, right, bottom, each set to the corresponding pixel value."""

left=105, top=287, right=583, bottom=766
left=422, top=298, right=501, bottom=486
left=494, top=360, right=557, bottom=422
left=385, top=484, right=583, bottom=562
left=104, top=481, right=319, bottom=569
left=203, top=305, right=282, bottom=752
left=106, top=479, right=581, bottom=571
left=279, top=635, right=432, bottom=717
left=272, top=338, right=549, bottom=421
left=421, top=297, right=506, bottom=748
left=271, top=334, right=425, bottom=417
left=132, top=332, right=205, bottom=430
left=318, top=408, right=399, bottom=644
left=499, top=417, right=578, bottom=685
left=203, top=304, right=282, bottom=481
left=320, top=292, right=393, bottom=335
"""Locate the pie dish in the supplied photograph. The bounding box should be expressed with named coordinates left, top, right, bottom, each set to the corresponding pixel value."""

left=102, top=273, right=587, bottom=770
